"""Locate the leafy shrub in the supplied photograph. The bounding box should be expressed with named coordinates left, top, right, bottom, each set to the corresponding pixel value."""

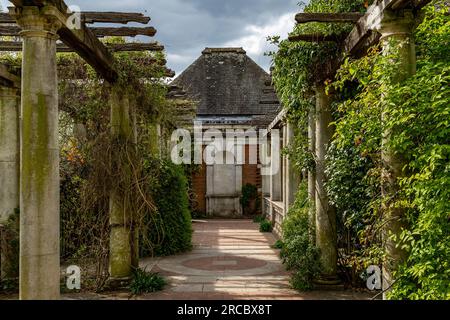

left=273, top=240, right=284, bottom=250
left=386, top=3, right=450, bottom=299
left=259, top=220, right=273, bottom=233
left=253, top=215, right=265, bottom=223
left=129, top=268, right=166, bottom=295
left=281, top=182, right=321, bottom=291
left=144, top=160, right=193, bottom=257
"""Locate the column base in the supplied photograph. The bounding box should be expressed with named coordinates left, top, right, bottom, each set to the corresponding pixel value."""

left=313, top=275, right=345, bottom=291
left=104, top=277, right=132, bottom=291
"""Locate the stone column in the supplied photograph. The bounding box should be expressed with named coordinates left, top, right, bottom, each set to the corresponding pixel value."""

left=315, top=83, right=338, bottom=281
left=270, top=130, right=282, bottom=202
left=13, top=6, right=63, bottom=300
left=377, top=10, right=416, bottom=297
left=0, top=86, right=20, bottom=279
left=285, top=122, right=299, bottom=212
left=109, top=86, right=133, bottom=284
left=308, top=102, right=316, bottom=243
left=0, top=87, right=20, bottom=224
left=128, top=95, right=139, bottom=270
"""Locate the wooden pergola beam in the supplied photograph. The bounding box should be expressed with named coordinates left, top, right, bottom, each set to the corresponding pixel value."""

left=0, top=41, right=164, bottom=52
left=295, top=12, right=364, bottom=24
left=9, top=1, right=120, bottom=82
left=82, top=12, right=150, bottom=24
left=289, top=33, right=347, bottom=42
left=344, top=0, right=432, bottom=55
left=107, top=42, right=164, bottom=52
left=0, top=25, right=157, bottom=37
left=0, top=11, right=150, bottom=24
left=93, top=26, right=157, bottom=38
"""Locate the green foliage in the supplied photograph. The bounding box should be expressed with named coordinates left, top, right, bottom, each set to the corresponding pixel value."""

left=259, top=220, right=273, bottom=233
left=271, top=0, right=449, bottom=299
left=253, top=215, right=265, bottom=223
left=52, top=37, right=196, bottom=291
left=129, top=268, right=166, bottom=295
left=143, top=160, right=193, bottom=257
left=386, top=4, right=450, bottom=299
left=273, top=240, right=284, bottom=250
left=269, top=0, right=367, bottom=171
left=240, top=184, right=260, bottom=215
left=281, top=182, right=321, bottom=291
left=331, top=1, right=450, bottom=299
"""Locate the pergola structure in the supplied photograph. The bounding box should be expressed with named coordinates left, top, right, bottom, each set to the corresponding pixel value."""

left=0, top=0, right=173, bottom=300
left=264, top=0, right=431, bottom=297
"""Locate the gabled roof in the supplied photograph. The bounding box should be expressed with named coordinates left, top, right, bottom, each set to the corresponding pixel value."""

left=172, top=47, right=280, bottom=119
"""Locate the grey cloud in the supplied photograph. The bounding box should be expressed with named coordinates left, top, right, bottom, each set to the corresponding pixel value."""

left=2, top=0, right=302, bottom=74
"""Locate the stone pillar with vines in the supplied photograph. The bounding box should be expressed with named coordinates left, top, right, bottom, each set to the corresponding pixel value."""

left=376, top=9, right=417, bottom=298
left=314, top=83, right=338, bottom=283
left=108, top=85, right=134, bottom=286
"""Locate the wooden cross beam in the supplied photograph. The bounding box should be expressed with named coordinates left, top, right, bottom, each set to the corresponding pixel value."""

left=0, top=25, right=157, bottom=37
left=295, top=12, right=364, bottom=24
left=0, top=11, right=151, bottom=24
left=8, top=1, right=120, bottom=82
left=288, top=33, right=347, bottom=42
left=82, top=12, right=150, bottom=24
left=0, top=41, right=164, bottom=52
left=344, top=0, right=432, bottom=55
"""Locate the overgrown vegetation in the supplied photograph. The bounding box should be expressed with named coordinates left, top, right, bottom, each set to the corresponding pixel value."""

left=0, top=37, right=195, bottom=292
left=129, top=268, right=166, bottom=295
left=270, top=0, right=449, bottom=299
left=143, top=160, right=193, bottom=257
left=281, top=182, right=321, bottom=291
left=259, top=220, right=273, bottom=233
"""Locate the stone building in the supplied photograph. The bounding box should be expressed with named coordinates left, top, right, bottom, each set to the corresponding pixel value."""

left=172, top=48, right=280, bottom=217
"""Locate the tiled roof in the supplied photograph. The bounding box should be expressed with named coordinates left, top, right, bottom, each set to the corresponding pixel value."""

left=172, top=47, right=280, bottom=122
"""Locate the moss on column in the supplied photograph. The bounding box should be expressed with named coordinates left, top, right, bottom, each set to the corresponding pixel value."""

left=108, top=86, right=134, bottom=284
left=12, top=6, right=63, bottom=300
left=315, top=84, right=338, bottom=280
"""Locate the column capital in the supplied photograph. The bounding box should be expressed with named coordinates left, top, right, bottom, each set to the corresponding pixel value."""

left=9, top=6, right=66, bottom=39
left=377, top=10, right=416, bottom=40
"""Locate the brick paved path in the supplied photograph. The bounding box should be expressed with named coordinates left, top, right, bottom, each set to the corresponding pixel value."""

left=138, top=220, right=374, bottom=300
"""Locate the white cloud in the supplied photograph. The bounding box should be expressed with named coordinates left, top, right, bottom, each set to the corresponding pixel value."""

left=222, top=12, right=295, bottom=70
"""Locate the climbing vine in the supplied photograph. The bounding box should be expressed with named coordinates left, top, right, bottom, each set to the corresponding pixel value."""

left=270, top=0, right=450, bottom=299
left=0, top=37, right=196, bottom=291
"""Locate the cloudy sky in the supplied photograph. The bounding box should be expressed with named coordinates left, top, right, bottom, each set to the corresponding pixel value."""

left=1, top=0, right=302, bottom=76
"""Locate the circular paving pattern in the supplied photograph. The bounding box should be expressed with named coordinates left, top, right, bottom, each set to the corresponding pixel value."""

left=182, top=256, right=267, bottom=271
left=156, top=253, right=282, bottom=276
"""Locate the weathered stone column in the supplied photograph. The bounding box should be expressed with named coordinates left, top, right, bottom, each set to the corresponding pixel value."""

left=308, top=102, right=316, bottom=243
left=315, top=83, right=337, bottom=281
left=129, top=96, right=139, bottom=270
left=377, top=10, right=416, bottom=297
left=0, top=87, right=20, bottom=224
left=109, top=86, right=133, bottom=284
left=285, top=122, right=299, bottom=211
left=270, top=129, right=282, bottom=202
left=0, top=86, right=20, bottom=279
left=13, top=6, right=63, bottom=299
